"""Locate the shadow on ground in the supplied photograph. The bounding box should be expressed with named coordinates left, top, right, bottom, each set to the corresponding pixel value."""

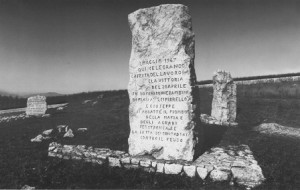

left=194, top=123, right=228, bottom=159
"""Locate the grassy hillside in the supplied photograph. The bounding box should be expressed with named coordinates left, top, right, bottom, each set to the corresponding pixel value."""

left=0, top=84, right=299, bottom=189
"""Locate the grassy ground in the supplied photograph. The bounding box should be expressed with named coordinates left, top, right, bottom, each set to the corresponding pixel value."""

left=0, top=88, right=299, bottom=189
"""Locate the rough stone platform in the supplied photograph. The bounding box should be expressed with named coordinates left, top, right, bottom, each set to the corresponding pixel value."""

left=200, top=114, right=238, bottom=127
left=48, top=142, right=264, bottom=188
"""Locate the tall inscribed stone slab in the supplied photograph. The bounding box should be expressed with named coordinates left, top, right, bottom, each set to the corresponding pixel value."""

left=128, top=4, right=198, bottom=161
left=26, top=95, right=47, bottom=116
left=211, top=70, right=236, bottom=122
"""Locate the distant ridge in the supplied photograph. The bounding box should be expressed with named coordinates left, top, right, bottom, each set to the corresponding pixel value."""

left=197, top=72, right=300, bottom=85
left=0, top=91, right=63, bottom=98
left=20, top=92, right=63, bottom=98
left=0, top=90, right=19, bottom=97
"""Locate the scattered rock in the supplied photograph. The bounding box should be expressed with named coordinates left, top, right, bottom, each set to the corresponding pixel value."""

left=57, top=125, right=68, bottom=133
left=32, top=124, right=79, bottom=142
left=82, top=100, right=91, bottom=104
left=42, top=129, right=53, bottom=136
left=31, top=134, right=44, bottom=142
left=21, top=185, right=35, bottom=190
left=57, top=107, right=64, bottom=110
left=64, top=129, right=74, bottom=138
left=78, top=128, right=87, bottom=132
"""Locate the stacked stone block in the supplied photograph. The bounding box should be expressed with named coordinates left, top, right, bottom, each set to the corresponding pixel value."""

left=211, top=70, right=237, bottom=123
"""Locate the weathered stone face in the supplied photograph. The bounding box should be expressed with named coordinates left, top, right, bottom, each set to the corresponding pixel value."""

left=128, top=4, right=198, bottom=161
left=211, top=70, right=236, bottom=122
left=26, top=95, right=47, bottom=116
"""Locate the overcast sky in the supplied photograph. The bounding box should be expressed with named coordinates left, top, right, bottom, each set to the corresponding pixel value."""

left=0, top=0, right=299, bottom=94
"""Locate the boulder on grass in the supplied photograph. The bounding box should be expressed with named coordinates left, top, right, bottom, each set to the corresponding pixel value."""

left=31, top=134, right=44, bottom=142
left=42, top=129, right=53, bottom=136
left=64, top=129, right=74, bottom=138
left=21, top=185, right=35, bottom=190
left=78, top=128, right=88, bottom=132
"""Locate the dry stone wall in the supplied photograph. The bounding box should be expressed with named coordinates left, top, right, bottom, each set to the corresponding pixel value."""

left=197, top=75, right=300, bottom=88
left=127, top=4, right=200, bottom=161
left=48, top=142, right=265, bottom=188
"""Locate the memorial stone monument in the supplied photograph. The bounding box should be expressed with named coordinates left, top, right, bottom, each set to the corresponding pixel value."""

left=26, top=95, right=47, bottom=116
left=127, top=4, right=199, bottom=161
left=211, top=70, right=236, bottom=122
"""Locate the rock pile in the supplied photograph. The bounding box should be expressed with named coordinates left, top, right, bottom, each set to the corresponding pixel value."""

left=48, top=143, right=265, bottom=188
left=82, top=100, right=91, bottom=104
left=211, top=70, right=237, bottom=123
left=82, top=99, right=98, bottom=106
left=194, top=145, right=265, bottom=187
left=31, top=125, right=76, bottom=143
left=57, top=107, right=64, bottom=111
left=31, top=134, right=51, bottom=142
left=63, top=129, right=74, bottom=138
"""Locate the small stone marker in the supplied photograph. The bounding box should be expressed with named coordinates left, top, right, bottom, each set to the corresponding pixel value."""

left=128, top=4, right=199, bottom=161
left=26, top=95, right=47, bottom=116
left=211, top=70, right=236, bottom=122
